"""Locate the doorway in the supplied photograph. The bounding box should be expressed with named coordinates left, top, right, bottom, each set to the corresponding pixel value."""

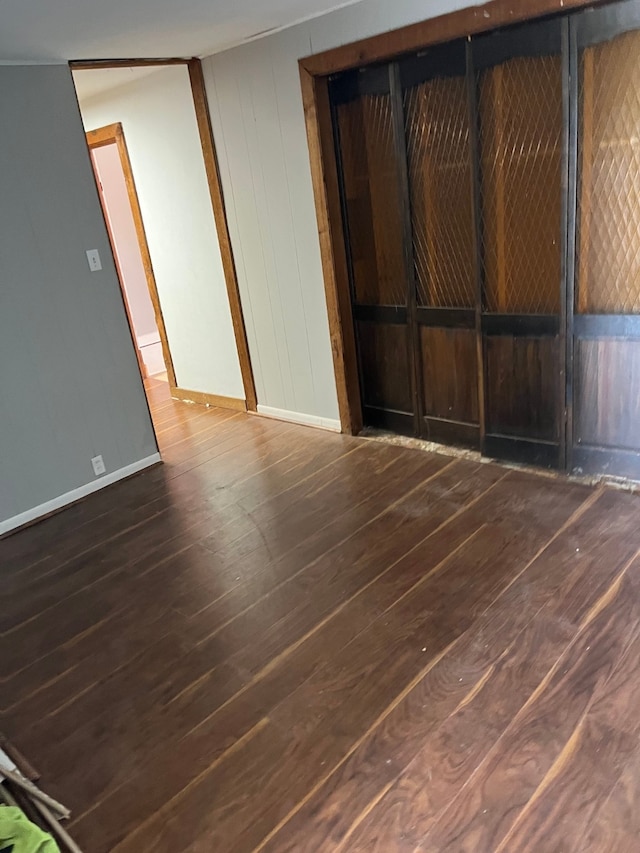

left=72, top=60, right=257, bottom=415
left=87, top=122, right=174, bottom=393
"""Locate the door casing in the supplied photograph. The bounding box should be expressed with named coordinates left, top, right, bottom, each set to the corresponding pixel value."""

left=298, top=0, right=612, bottom=439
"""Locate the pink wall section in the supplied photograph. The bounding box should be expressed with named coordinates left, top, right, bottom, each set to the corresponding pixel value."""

left=91, top=144, right=159, bottom=344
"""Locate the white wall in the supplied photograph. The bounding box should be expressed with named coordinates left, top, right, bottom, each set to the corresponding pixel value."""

left=203, top=0, right=482, bottom=423
left=0, top=65, right=158, bottom=536
left=76, top=66, right=245, bottom=400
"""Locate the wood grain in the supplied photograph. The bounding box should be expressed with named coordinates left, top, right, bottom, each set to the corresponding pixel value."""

left=263, top=486, right=621, bottom=851
left=485, top=336, right=560, bottom=441
left=420, top=327, right=479, bottom=424
left=3, top=376, right=640, bottom=852
left=420, top=559, right=640, bottom=852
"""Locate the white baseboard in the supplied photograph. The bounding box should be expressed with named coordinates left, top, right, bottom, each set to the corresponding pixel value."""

left=256, top=404, right=341, bottom=432
left=0, top=453, right=161, bottom=537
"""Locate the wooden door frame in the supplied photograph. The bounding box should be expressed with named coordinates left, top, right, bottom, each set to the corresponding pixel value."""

left=72, top=57, right=258, bottom=411
left=298, top=0, right=610, bottom=434
left=87, top=121, right=177, bottom=387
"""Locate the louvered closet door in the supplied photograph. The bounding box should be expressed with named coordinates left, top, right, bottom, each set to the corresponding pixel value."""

left=331, top=66, right=416, bottom=435
left=572, top=1, right=640, bottom=478
left=400, top=41, right=480, bottom=448
left=473, top=19, right=568, bottom=468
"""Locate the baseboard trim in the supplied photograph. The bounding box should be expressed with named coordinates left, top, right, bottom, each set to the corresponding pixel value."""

left=0, top=453, right=161, bottom=538
left=256, top=404, right=341, bottom=432
left=170, top=386, right=247, bottom=412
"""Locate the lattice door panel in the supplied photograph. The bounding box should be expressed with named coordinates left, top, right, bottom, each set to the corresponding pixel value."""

left=571, top=3, right=640, bottom=480
left=478, top=54, right=563, bottom=314
left=335, top=94, right=407, bottom=307
left=577, top=29, right=640, bottom=314
left=404, top=75, right=475, bottom=308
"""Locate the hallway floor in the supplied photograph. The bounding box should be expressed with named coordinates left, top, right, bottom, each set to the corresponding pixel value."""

left=4, top=377, right=640, bottom=852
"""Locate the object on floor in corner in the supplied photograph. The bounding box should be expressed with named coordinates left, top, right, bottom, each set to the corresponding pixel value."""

left=0, top=739, right=83, bottom=853
left=0, top=805, right=60, bottom=853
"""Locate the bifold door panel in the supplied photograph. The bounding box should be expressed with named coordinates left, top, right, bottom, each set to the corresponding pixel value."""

left=474, top=18, right=566, bottom=468
left=329, top=0, right=640, bottom=479
left=333, top=68, right=415, bottom=435
left=401, top=42, right=480, bottom=448
left=573, top=1, right=640, bottom=478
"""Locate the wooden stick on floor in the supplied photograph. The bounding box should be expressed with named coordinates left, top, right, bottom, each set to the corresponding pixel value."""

left=31, top=799, right=85, bottom=853
left=0, top=736, right=39, bottom=781
left=0, top=761, right=70, bottom=819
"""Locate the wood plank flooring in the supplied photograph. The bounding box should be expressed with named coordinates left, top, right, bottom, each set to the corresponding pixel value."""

left=3, top=374, right=640, bottom=852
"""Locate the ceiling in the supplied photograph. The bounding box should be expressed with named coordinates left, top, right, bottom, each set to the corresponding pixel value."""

left=0, top=0, right=365, bottom=63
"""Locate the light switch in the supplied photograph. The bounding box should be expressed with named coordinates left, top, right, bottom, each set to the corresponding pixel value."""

left=86, top=249, right=102, bottom=271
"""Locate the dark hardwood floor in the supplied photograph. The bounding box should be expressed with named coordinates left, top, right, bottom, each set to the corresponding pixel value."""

left=3, top=375, right=640, bottom=852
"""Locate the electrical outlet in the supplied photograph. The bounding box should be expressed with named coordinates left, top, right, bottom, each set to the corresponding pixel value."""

left=86, top=249, right=102, bottom=272
left=91, top=455, right=106, bottom=476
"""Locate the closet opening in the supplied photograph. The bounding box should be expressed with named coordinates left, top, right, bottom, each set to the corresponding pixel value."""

left=303, top=0, right=640, bottom=480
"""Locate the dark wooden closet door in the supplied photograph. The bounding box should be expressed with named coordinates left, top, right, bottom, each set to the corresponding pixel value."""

left=473, top=19, right=567, bottom=468
left=331, top=66, right=416, bottom=435
left=572, top=1, right=640, bottom=478
left=401, top=42, right=479, bottom=448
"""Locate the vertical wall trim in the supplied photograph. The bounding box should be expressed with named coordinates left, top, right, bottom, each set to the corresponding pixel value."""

left=389, top=62, right=424, bottom=437
left=187, top=58, right=258, bottom=410
left=565, top=17, right=579, bottom=472
left=558, top=17, right=571, bottom=471
left=466, top=39, right=487, bottom=448
left=299, top=66, right=362, bottom=433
